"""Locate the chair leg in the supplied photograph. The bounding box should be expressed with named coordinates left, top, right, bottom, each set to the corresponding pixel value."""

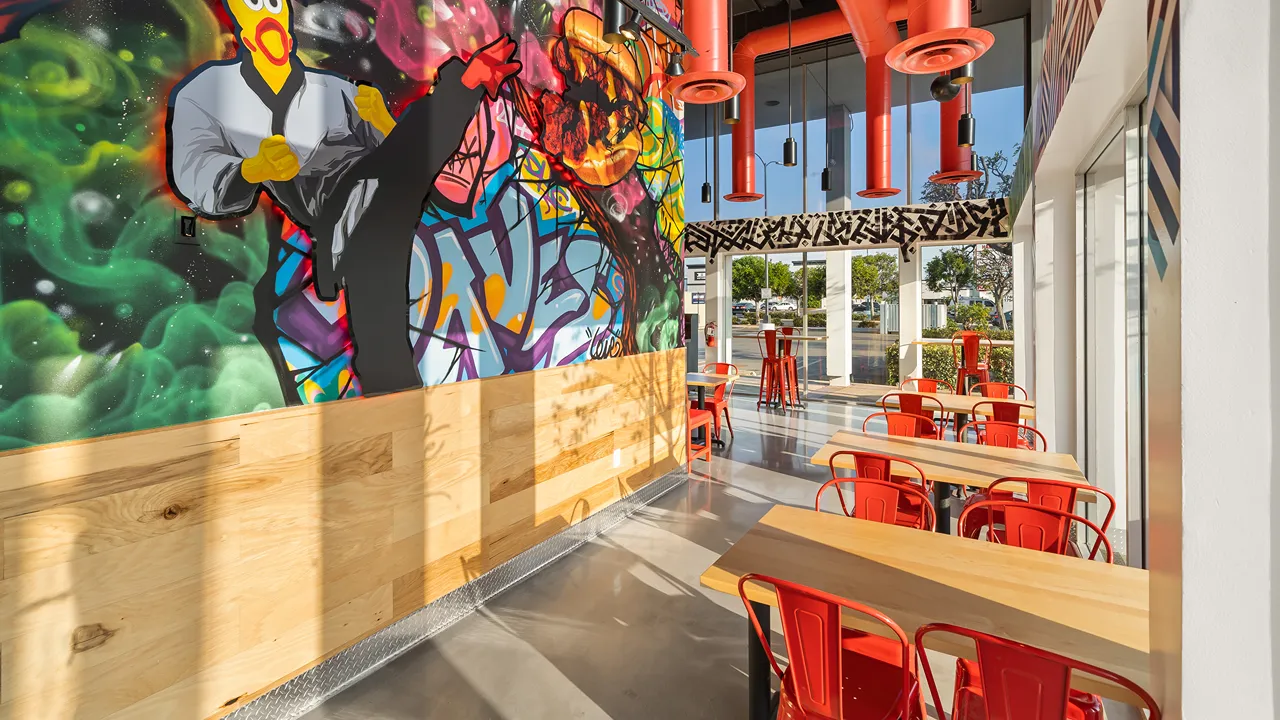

left=711, top=409, right=722, bottom=439
left=722, top=406, right=734, bottom=437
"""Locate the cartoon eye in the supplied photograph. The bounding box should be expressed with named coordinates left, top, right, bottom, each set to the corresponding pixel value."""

left=243, top=0, right=264, bottom=10
left=264, top=0, right=283, bottom=13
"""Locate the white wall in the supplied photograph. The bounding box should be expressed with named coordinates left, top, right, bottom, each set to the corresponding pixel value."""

left=1176, top=0, right=1278, bottom=715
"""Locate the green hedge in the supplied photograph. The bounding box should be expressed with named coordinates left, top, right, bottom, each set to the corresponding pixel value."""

left=885, top=342, right=1013, bottom=386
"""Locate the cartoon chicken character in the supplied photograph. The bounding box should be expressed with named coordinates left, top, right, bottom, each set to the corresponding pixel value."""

left=166, top=0, right=521, bottom=395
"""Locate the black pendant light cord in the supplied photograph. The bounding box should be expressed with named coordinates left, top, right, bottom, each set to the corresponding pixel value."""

left=824, top=43, right=830, bottom=163
left=787, top=1, right=793, bottom=138
left=704, top=105, right=710, bottom=176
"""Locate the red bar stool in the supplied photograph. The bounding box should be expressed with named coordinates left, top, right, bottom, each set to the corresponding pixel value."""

left=915, top=624, right=1161, bottom=720
left=780, top=327, right=800, bottom=406
left=951, top=331, right=992, bottom=393
left=687, top=408, right=714, bottom=466
left=693, top=362, right=738, bottom=438
left=756, top=329, right=793, bottom=408
left=740, top=574, right=928, bottom=720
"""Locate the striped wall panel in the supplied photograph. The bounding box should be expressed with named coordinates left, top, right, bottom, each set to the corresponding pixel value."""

left=1008, top=0, right=1108, bottom=221
left=1145, top=0, right=1180, bottom=279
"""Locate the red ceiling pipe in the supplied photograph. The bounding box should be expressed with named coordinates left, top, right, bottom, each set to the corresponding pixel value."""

left=930, top=84, right=982, bottom=184
left=667, top=0, right=744, bottom=104
left=833, top=0, right=904, bottom=198
left=888, top=0, right=994, bottom=74
left=725, top=11, right=848, bottom=202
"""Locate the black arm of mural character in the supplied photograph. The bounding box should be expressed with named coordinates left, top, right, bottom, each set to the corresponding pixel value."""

left=310, top=36, right=521, bottom=301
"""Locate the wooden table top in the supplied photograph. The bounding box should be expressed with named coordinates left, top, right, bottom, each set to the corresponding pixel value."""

left=879, top=391, right=1036, bottom=420
left=700, top=505, right=1151, bottom=705
left=810, top=430, right=1091, bottom=498
left=686, top=372, right=739, bottom=388
left=911, top=338, right=1016, bottom=347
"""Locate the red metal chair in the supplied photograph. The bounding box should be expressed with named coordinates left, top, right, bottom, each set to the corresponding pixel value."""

left=915, top=623, right=1162, bottom=720
left=863, top=411, right=940, bottom=443
left=959, top=501, right=1114, bottom=562
left=757, top=329, right=794, bottom=408
left=960, top=478, right=1117, bottom=561
left=780, top=327, right=800, bottom=405
left=739, top=573, right=928, bottom=720
left=970, top=399, right=1029, bottom=425
left=951, top=331, right=992, bottom=393
left=969, top=381, right=1028, bottom=400
left=958, top=421, right=1048, bottom=451
left=687, top=408, right=714, bottom=466
left=899, top=377, right=955, bottom=394
left=824, top=449, right=934, bottom=531
left=817, top=477, right=936, bottom=531
left=879, top=393, right=947, bottom=440
left=693, top=362, right=738, bottom=438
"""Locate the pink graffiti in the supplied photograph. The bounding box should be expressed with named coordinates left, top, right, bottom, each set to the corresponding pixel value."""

left=518, top=31, right=562, bottom=94
left=359, top=0, right=499, bottom=81
left=435, top=98, right=516, bottom=215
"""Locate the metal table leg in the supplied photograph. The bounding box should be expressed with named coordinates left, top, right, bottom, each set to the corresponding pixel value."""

left=748, top=600, right=773, bottom=720
left=934, top=481, right=954, bottom=534
left=696, top=386, right=725, bottom=449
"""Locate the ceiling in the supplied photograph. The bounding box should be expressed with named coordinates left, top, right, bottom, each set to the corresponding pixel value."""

left=684, top=0, right=1032, bottom=141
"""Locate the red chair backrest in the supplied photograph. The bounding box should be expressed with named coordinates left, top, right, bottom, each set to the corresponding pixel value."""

left=780, top=326, right=795, bottom=357
left=879, top=392, right=945, bottom=420
left=827, top=449, right=931, bottom=492
left=864, top=411, right=939, bottom=440
left=970, top=382, right=1027, bottom=400
left=900, top=377, right=954, bottom=394
left=951, top=331, right=991, bottom=370
left=960, top=421, right=1048, bottom=451
left=971, top=399, right=1026, bottom=424
left=915, top=623, right=1162, bottom=720
left=702, top=362, right=739, bottom=402
left=816, top=477, right=936, bottom=530
left=987, top=477, right=1117, bottom=558
left=758, top=329, right=778, bottom=360
left=740, top=574, right=915, bottom=720
left=960, top=501, right=1113, bottom=562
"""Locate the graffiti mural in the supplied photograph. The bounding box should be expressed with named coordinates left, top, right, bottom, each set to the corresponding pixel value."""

left=0, top=0, right=684, bottom=448
left=685, top=198, right=1010, bottom=264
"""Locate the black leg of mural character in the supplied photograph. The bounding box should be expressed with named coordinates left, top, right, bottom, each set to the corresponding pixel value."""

left=166, top=0, right=520, bottom=397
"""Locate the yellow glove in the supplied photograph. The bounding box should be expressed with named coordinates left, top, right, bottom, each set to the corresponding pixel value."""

left=354, top=85, right=397, bottom=136
left=241, top=135, right=300, bottom=184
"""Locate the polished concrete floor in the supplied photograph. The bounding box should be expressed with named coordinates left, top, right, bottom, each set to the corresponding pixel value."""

left=301, top=395, right=1137, bottom=720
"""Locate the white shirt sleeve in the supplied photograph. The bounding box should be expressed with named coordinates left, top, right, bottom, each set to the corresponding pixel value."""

left=169, top=88, right=258, bottom=217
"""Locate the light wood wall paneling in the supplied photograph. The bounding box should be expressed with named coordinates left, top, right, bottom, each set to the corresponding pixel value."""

left=0, top=349, right=686, bottom=720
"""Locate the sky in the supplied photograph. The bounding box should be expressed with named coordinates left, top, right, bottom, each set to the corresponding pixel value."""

left=682, top=82, right=1026, bottom=302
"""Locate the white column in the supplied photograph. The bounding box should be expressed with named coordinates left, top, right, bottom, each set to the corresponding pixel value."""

left=704, top=255, right=730, bottom=364
left=825, top=104, right=853, bottom=386
left=897, top=252, right=922, bottom=381
left=1012, top=212, right=1034, bottom=391
left=1169, top=1, right=1277, bottom=716
left=825, top=252, right=853, bottom=385
left=1030, top=174, right=1077, bottom=455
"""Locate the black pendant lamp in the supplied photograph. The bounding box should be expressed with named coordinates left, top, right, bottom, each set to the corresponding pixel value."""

left=701, top=106, right=713, bottom=203
left=603, top=0, right=627, bottom=44
left=950, top=62, right=974, bottom=86
left=821, top=43, right=831, bottom=192
left=958, top=85, right=976, bottom=147
left=620, top=12, right=642, bottom=41
left=781, top=0, right=797, bottom=166
left=666, top=51, right=685, bottom=77
left=723, top=2, right=739, bottom=125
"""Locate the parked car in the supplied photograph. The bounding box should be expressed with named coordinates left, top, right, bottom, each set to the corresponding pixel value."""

left=765, top=299, right=797, bottom=311
left=732, top=301, right=756, bottom=314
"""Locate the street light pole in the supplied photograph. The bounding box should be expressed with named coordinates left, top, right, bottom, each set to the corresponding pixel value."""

left=755, top=152, right=783, bottom=326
